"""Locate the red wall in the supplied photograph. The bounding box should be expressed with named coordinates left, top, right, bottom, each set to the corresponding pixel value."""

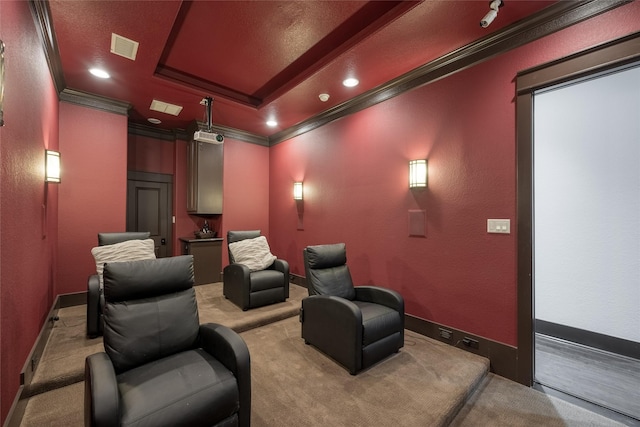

left=128, top=135, right=270, bottom=263
left=57, top=103, right=128, bottom=295
left=220, top=139, right=270, bottom=264
left=268, top=2, right=640, bottom=347
left=0, top=1, right=60, bottom=422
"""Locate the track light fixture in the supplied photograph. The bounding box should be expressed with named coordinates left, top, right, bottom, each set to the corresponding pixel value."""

left=480, top=0, right=503, bottom=28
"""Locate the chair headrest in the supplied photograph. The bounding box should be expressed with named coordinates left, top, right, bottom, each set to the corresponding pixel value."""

left=98, top=231, right=151, bottom=246
left=304, top=243, right=347, bottom=269
left=103, top=255, right=194, bottom=302
left=227, top=230, right=261, bottom=244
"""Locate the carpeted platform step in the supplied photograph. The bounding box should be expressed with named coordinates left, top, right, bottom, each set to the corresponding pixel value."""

left=27, top=283, right=308, bottom=397
left=241, top=316, right=490, bottom=427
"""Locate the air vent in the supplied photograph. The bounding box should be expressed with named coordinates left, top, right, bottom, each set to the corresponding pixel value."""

left=150, top=99, right=183, bottom=116
left=110, top=33, right=139, bottom=61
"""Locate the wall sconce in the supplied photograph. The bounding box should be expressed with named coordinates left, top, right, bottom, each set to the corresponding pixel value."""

left=293, top=181, right=303, bottom=200
left=45, top=150, right=61, bottom=183
left=409, top=159, right=427, bottom=188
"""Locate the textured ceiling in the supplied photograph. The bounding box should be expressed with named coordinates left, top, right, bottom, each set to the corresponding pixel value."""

left=47, top=0, right=557, bottom=139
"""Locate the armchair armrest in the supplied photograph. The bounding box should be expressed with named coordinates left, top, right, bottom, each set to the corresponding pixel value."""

left=272, top=259, right=290, bottom=298
left=199, top=323, right=251, bottom=427
left=85, top=352, right=119, bottom=427
left=87, top=274, right=102, bottom=338
left=355, top=286, right=404, bottom=313
left=222, top=263, right=252, bottom=310
left=301, top=295, right=363, bottom=373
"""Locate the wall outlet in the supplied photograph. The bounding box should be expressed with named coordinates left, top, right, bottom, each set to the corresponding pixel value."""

left=439, top=328, right=453, bottom=340
left=462, top=337, right=479, bottom=349
left=487, top=219, right=510, bottom=234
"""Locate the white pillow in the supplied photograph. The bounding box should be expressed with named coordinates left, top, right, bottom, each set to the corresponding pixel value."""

left=91, top=238, right=156, bottom=288
left=229, top=236, right=277, bottom=272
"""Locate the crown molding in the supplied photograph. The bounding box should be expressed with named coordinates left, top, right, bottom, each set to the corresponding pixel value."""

left=29, top=0, right=66, bottom=94
left=128, top=121, right=268, bottom=146
left=268, top=0, right=631, bottom=145
left=59, top=88, right=131, bottom=115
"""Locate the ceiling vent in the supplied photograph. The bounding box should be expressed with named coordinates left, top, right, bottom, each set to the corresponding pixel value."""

left=150, top=99, right=183, bottom=116
left=110, top=33, right=139, bottom=61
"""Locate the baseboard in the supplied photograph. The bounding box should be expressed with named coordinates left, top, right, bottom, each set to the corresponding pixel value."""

left=290, top=273, right=306, bottom=288
left=59, top=291, right=86, bottom=308
left=4, top=296, right=61, bottom=427
left=535, top=319, right=640, bottom=360
left=405, top=315, right=518, bottom=382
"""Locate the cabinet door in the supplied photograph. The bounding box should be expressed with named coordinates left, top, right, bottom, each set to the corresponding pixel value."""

left=187, top=140, right=223, bottom=214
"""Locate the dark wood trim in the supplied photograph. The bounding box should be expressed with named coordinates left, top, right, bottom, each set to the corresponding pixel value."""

left=4, top=296, right=62, bottom=427
left=269, top=0, right=630, bottom=145
left=517, top=32, right=640, bottom=93
left=536, top=320, right=640, bottom=360
left=128, top=122, right=180, bottom=142
left=127, top=170, right=173, bottom=184
left=59, top=292, right=86, bottom=308
left=405, top=315, right=518, bottom=381
left=516, top=31, right=640, bottom=386
left=516, top=91, right=534, bottom=386
left=289, top=273, right=307, bottom=288
left=29, top=0, right=65, bottom=94
left=59, top=88, right=130, bottom=116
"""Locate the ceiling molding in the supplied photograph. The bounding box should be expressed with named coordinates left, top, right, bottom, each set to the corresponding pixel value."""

left=60, top=88, right=131, bottom=115
left=128, top=122, right=180, bottom=141
left=29, top=0, right=66, bottom=94
left=269, top=0, right=631, bottom=146
left=128, top=121, right=268, bottom=146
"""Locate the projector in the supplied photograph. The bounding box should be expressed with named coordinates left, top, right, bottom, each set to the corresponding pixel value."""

left=194, top=130, right=224, bottom=144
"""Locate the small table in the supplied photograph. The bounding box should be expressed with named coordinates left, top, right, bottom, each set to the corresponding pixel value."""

left=179, top=237, right=223, bottom=285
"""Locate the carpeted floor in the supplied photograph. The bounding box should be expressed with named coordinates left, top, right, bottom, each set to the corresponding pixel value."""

left=18, top=282, right=625, bottom=427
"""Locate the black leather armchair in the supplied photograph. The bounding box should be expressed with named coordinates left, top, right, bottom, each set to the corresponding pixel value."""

left=223, top=230, right=289, bottom=311
left=85, top=255, right=251, bottom=427
left=300, top=243, right=404, bottom=375
left=86, top=232, right=151, bottom=338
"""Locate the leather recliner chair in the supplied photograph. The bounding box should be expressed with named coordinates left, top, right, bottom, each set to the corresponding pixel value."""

left=223, top=230, right=289, bottom=311
left=87, top=232, right=151, bottom=338
left=85, top=255, right=251, bottom=427
left=300, top=243, right=405, bottom=375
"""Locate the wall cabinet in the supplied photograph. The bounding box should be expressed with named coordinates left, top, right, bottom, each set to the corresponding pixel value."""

left=180, top=237, right=223, bottom=285
left=187, top=132, right=223, bottom=214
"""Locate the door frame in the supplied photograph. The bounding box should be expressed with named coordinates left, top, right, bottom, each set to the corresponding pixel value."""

left=127, top=170, right=174, bottom=257
left=515, top=32, right=640, bottom=386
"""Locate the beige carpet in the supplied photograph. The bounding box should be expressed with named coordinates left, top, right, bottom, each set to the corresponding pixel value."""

left=244, top=317, right=488, bottom=427
left=18, top=282, right=626, bottom=427
left=451, top=373, right=625, bottom=427
left=26, top=282, right=308, bottom=396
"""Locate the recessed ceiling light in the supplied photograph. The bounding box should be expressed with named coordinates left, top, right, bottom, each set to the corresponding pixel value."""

left=147, top=118, right=161, bottom=124
left=319, top=93, right=330, bottom=102
left=89, top=68, right=110, bottom=79
left=343, top=78, right=359, bottom=87
left=266, top=120, right=278, bottom=127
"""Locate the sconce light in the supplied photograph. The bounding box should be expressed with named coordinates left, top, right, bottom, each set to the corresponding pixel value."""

left=45, top=150, right=61, bottom=183
left=293, top=182, right=304, bottom=200
left=409, top=159, right=427, bottom=188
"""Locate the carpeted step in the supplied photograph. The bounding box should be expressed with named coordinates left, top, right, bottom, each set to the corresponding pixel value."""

left=27, top=283, right=308, bottom=396
left=240, top=316, right=490, bottom=427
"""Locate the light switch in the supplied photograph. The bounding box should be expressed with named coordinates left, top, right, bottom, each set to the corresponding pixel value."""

left=487, top=219, right=510, bottom=234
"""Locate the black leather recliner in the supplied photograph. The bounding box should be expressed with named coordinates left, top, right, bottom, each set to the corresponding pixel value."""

left=85, top=255, right=251, bottom=427
left=300, top=243, right=405, bottom=375
left=223, top=230, right=289, bottom=311
left=86, top=232, right=151, bottom=338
